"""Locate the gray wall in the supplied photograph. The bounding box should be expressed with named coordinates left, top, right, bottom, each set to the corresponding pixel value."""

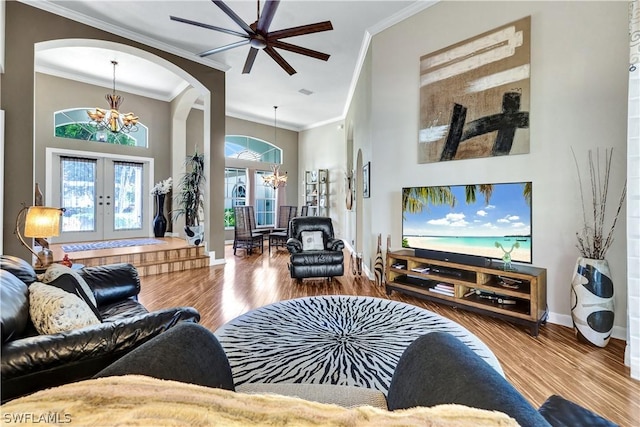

left=1, top=1, right=226, bottom=260
left=185, top=112, right=300, bottom=241
left=34, top=73, right=172, bottom=194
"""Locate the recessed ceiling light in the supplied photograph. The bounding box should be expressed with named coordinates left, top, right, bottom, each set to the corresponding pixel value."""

left=299, top=89, right=314, bottom=96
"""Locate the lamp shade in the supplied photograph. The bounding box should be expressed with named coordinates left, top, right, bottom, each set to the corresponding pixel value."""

left=24, top=207, right=61, bottom=238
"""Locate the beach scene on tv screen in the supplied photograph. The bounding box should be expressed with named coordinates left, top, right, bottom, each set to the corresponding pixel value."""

left=403, top=182, right=532, bottom=263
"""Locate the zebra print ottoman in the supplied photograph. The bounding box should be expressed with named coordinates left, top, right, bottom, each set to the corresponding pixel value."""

left=215, top=296, right=502, bottom=395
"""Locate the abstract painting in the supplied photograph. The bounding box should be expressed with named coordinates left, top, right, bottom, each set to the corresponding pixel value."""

left=418, top=17, right=531, bottom=163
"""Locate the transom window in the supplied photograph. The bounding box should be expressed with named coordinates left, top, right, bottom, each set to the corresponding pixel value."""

left=225, top=135, right=281, bottom=163
left=54, top=108, right=148, bottom=147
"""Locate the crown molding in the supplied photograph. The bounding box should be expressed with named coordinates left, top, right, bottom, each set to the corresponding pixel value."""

left=367, top=0, right=439, bottom=36
left=299, top=115, right=345, bottom=132
left=341, top=1, right=439, bottom=120
left=35, top=63, right=190, bottom=102
left=22, top=0, right=437, bottom=131
left=20, top=0, right=230, bottom=73
left=226, top=110, right=301, bottom=133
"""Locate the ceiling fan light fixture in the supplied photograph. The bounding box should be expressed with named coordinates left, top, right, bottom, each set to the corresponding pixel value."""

left=250, top=37, right=268, bottom=49
left=171, top=0, right=333, bottom=75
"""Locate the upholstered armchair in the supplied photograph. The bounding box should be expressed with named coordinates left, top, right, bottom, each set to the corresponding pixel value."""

left=286, top=217, right=344, bottom=283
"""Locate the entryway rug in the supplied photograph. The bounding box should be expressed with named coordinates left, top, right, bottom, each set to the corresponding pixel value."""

left=61, top=238, right=167, bottom=253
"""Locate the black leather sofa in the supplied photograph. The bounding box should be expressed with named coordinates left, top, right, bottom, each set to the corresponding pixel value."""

left=0, top=255, right=200, bottom=402
left=286, top=216, right=345, bottom=282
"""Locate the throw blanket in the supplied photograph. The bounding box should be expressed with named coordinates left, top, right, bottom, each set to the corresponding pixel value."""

left=1, top=375, right=519, bottom=426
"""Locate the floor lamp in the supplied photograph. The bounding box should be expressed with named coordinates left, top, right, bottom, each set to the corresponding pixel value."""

left=15, top=206, right=64, bottom=269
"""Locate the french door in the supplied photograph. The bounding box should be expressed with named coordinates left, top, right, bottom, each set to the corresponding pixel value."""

left=51, top=153, right=151, bottom=243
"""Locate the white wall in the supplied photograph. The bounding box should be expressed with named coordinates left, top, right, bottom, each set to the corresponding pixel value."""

left=344, top=48, right=374, bottom=260
left=301, top=2, right=630, bottom=336
left=298, top=121, right=347, bottom=237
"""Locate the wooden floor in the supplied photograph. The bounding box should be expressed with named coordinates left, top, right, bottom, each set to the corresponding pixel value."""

left=136, top=244, right=640, bottom=426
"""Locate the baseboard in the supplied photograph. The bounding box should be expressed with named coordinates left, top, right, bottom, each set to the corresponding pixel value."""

left=208, top=250, right=225, bottom=266
left=547, top=311, right=627, bottom=341
left=344, top=241, right=355, bottom=254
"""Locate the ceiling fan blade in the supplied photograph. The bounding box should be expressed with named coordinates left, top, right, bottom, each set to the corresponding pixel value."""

left=170, top=15, right=247, bottom=38
left=257, top=0, right=279, bottom=33
left=242, top=48, right=260, bottom=74
left=212, top=0, right=255, bottom=35
left=264, top=46, right=296, bottom=75
left=270, top=40, right=330, bottom=61
left=268, top=21, right=333, bottom=40
left=199, top=39, right=251, bottom=57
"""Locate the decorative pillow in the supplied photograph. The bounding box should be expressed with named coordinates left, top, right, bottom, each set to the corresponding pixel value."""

left=46, top=274, right=102, bottom=321
left=40, top=264, right=97, bottom=307
left=301, top=231, right=324, bottom=251
left=29, top=282, right=100, bottom=335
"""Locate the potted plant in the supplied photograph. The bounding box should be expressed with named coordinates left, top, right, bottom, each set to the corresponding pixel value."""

left=570, top=147, right=626, bottom=347
left=173, top=149, right=205, bottom=246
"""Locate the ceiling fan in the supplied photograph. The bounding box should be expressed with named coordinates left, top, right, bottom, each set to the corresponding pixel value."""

left=170, top=0, right=333, bottom=75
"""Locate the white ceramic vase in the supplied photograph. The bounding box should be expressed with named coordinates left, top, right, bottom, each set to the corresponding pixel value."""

left=184, top=224, right=204, bottom=246
left=570, top=257, right=615, bottom=347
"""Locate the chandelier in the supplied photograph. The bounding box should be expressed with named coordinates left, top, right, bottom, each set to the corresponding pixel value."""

left=263, top=164, right=288, bottom=189
left=87, top=60, right=139, bottom=134
left=263, top=106, right=288, bottom=189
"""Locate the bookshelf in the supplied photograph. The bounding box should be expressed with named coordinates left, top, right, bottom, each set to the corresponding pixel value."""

left=304, top=169, right=329, bottom=216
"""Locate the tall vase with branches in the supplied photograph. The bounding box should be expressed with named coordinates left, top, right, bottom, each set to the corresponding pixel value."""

left=173, top=149, right=205, bottom=246
left=570, top=147, right=626, bottom=347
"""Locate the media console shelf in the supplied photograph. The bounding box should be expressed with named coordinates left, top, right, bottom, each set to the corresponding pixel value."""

left=385, top=249, right=547, bottom=336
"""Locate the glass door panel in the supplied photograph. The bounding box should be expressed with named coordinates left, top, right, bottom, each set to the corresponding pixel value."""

left=113, top=161, right=144, bottom=232
left=53, top=154, right=150, bottom=243
left=60, top=157, right=100, bottom=240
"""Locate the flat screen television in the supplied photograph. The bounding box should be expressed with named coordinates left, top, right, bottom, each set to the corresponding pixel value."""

left=402, top=181, right=532, bottom=265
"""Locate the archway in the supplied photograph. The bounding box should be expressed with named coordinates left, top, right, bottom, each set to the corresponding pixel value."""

left=34, top=39, right=211, bottom=243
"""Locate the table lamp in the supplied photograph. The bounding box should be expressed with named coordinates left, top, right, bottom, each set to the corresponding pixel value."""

left=15, top=206, right=64, bottom=268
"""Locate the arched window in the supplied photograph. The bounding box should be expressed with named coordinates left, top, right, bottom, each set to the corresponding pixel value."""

left=224, top=136, right=283, bottom=228
left=54, top=108, right=148, bottom=147
left=225, top=135, right=282, bottom=163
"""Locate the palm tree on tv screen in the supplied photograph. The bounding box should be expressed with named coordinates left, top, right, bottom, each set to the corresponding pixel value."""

left=402, top=183, right=531, bottom=215
left=402, top=186, right=456, bottom=216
